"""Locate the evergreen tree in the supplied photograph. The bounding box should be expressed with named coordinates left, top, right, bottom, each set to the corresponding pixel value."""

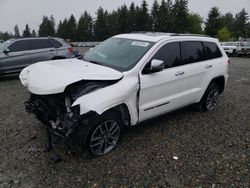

left=205, top=7, right=223, bottom=37
left=116, top=5, right=129, bottom=33
left=187, top=13, right=203, bottom=34
left=106, top=11, right=119, bottom=36
left=14, top=24, right=20, bottom=38
left=94, top=7, right=109, bottom=41
left=22, top=24, right=31, bottom=37
left=68, top=14, right=78, bottom=41
left=172, top=0, right=189, bottom=33
left=127, top=2, right=137, bottom=32
left=158, top=0, right=173, bottom=32
left=221, top=12, right=235, bottom=33
left=31, top=29, right=37, bottom=37
left=135, top=0, right=151, bottom=31
left=78, top=11, right=93, bottom=41
left=57, top=20, right=66, bottom=38
left=0, top=32, right=13, bottom=40
left=234, top=8, right=249, bottom=38
left=151, top=0, right=160, bottom=31
left=38, top=15, right=56, bottom=37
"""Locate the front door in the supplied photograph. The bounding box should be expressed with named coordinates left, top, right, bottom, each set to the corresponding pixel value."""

left=139, top=42, right=185, bottom=121
left=0, top=40, right=31, bottom=73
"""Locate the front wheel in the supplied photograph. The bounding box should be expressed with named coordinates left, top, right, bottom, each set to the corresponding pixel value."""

left=86, top=111, right=123, bottom=156
left=198, top=83, right=220, bottom=111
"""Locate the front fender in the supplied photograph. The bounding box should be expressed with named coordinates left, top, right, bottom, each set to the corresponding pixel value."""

left=72, top=76, right=139, bottom=125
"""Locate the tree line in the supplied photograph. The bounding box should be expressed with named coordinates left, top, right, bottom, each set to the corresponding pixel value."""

left=1, top=0, right=250, bottom=42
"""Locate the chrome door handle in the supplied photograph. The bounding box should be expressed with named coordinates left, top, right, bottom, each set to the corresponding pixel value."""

left=175, top=71, right=185, bottom=76
left=205, top=64, right=212, bottom=68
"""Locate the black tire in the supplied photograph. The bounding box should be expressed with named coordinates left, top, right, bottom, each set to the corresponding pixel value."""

left=232, top=50, right=237, bottom=57
left=86, top=111, right=123, bottom=156
left=198, top=83, right=220, bottom=112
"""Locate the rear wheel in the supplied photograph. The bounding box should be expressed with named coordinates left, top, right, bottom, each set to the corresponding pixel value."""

left=198, top=83, right=220, bottom=112
left=86, top=111, right=123, bottom=156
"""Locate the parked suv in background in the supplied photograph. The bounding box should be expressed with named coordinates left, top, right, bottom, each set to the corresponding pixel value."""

left=20, top=33, right=229, bottom=156
left=0, top=37, right=74, bottom=76
left=221, top=41, right=242, bottom=57
left=238, top=42, right=250, bottom=56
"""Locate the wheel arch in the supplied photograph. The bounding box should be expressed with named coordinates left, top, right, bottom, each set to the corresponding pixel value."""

left=209, top=75, right=225, bottom=94
left=101, top=103, right=132, bottom=126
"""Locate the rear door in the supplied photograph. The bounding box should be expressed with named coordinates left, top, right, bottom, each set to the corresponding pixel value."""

left=0, top=40, right=31, bottom=73
left=180, top=41, right=223, bottom=106
left=28, top=39, right=56, bottom=63
left=179, top=41, right=207, bottom=105
left=139, top=42, right=185, bottom=121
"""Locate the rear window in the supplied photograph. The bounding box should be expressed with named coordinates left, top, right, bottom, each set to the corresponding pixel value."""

left=203, top=42, right=222, bottom=59
left=181, top=41, right=204, bottom=64
left=29, top=39, right=54, bottom=50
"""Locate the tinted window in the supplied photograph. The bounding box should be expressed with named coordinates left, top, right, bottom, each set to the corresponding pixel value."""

left=203, top=42, right=222, bottom=59
left=29, top=39, right=53, bottom=50
left=152, top=42, right=181, bottom=68
left=181, top=41, right=204, bottom=64
left=50, top=39, right=62, bottom=48
left=8, top=40, right=30, bottom=52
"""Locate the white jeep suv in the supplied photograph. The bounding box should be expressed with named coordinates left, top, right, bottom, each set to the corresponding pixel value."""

left=20, top=33, right=229, bottom=156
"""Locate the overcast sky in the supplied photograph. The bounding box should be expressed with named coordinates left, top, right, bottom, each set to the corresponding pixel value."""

left=0, top=0, right=249, bottom=33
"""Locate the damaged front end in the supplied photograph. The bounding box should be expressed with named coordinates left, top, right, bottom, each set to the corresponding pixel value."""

left=25, top=80, right=117, bottom=150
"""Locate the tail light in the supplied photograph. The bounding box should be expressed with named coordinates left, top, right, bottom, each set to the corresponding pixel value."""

left=67, top=47, right=74, bottom=53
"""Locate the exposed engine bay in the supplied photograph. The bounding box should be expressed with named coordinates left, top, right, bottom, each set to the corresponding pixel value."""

left=25, top=80, right=118, bottom=145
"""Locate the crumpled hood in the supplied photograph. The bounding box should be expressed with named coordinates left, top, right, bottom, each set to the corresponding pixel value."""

left=19, top=59, right=123, bottom=95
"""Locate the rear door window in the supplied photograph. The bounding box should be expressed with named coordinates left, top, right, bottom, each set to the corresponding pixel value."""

left=203, top=42, right=222, bottom=59
left=152, top=42, right=181, bottom=68
left=8, top=40, right=30, bottom=52
left=181, top=41, right=205, bottom=64
left=29, top=39, right=54, bottom=50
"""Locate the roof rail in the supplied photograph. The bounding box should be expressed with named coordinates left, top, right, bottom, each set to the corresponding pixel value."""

left=169, top=33, right=208, bottom=37
left=131, top=31, right=169, bottom=34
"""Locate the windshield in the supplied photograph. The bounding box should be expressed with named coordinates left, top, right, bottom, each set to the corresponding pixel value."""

left=222, top=42, right=236, bottom=46
left=0, top=40, right=13, bottom=52
left=82, top=38, right=155, bottom=71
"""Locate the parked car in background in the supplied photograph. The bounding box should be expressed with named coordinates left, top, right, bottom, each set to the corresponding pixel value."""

left=238, top=42, right=250, bottom=56
left=221, top=41, right=243, bottom=57
left=0, top=37, right=75, bottom=76
left=20, top=33, right=229, bottom=156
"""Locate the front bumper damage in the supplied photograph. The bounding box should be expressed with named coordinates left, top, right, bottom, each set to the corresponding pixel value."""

left=25, top=95, right=97, bottom=151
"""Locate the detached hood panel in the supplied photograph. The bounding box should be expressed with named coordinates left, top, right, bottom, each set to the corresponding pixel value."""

left=20, top=59, right=123, bottom=95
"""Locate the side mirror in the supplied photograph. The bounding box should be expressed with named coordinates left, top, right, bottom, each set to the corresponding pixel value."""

left=150, top=59, right=164, bottom=73
left=3, top=48, right=10, bottom=54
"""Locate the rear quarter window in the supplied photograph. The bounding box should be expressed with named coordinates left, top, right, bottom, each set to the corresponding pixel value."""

left=203, top=42, right=222, bottom=60
left=50, top=39, right=63, bottom=48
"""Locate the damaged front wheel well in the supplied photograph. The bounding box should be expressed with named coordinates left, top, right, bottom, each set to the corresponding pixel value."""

left=105, top=104, right=131, bottom=126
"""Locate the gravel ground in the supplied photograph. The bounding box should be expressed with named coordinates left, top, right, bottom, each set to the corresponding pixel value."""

left=0, top=57, right=249, bottom=187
